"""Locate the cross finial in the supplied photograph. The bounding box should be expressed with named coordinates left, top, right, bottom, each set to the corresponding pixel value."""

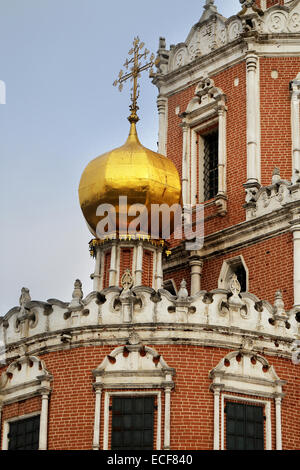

left=113, top=37, right=159, bottom=124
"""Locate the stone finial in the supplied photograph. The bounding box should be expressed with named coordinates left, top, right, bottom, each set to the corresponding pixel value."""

left=72, top=279, right=83, bottom=301
left=274, top=290, right=286, bottom=317
left=230, top=274, right=241, bottom=297
left=19, top=287, right=31, bottom=312
left=200, top=0, right=217, bottom=22
left=69, top=279, right=83, bottom=309
left=178, top=280, right=189, bottom=300
left=272, top=167, right=281, bottom=184
left=228, top=274, right=245, bottom=309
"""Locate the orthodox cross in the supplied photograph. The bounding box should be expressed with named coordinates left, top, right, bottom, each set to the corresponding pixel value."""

left=113, top=36, right=159, bottom=123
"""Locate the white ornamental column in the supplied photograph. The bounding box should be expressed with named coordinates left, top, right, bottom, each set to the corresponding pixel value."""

left=157, top=95, right=168, bottom=156
left=246, top=53, right=260, bottom=185
left=189, top=256, right=204, bottom=295
left=135, top=241, right=143, bottom=286
left=218, top=104, right=227, bottom=195
left=155, top=248, right=163, bottom=290
left=38, top=389, right=50, bottom=450
left=181, top=123, right=189, bottom=206
left=164, top=386, right=172, bottom=450
left=92, top=247, right=102, bottom=291
left=275, top=397, right=282, bottom=450
left=213, top=388, right=221, bottom=450
left=290, top=75, right=300, bottom=183
left=290, top=209, right=300, bottom=310
left=93, top=387, right=102, bottom=450
left=109, top=242, right=117, bottom=287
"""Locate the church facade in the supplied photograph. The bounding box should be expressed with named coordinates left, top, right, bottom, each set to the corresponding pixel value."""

left=0, top=0, right=300, bottom=451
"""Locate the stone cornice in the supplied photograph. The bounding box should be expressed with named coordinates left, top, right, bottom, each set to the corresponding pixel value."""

left=0, top=322, right=296, bottom=366
left=153, top=35, right=300, bottom=98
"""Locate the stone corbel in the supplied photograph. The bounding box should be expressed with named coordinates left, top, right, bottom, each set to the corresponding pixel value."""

left=215, top=194, right=228, bottom=216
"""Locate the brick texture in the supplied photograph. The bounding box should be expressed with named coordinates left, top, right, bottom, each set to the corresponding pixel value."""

left=1, top=345, right=298, bottom=450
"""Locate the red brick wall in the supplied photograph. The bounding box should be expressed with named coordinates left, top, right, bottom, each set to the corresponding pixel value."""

left=202, top=232, right=294, bottom=308
left=167, top=62, right=247, bottom=239
left=119, top=248, right=133, bottom=284
left=1, top=345, right=298, bottom=450
left=103, top=250, right=111, bottom=289
left=164, top=265, right=191, bottom=294
left=255, top=0, right=284, bottom=7
left=260, top=57, right=298, bottom=185
left=142, top=250, right=153, bottom=286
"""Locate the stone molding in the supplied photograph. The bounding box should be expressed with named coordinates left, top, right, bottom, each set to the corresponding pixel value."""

left=0, top=281, right=298, bottom=364
left=0, top=355, right=52, bottom=405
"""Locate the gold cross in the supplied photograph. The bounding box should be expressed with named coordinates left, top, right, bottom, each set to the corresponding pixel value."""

left=113, top=36, right=159, bottom=123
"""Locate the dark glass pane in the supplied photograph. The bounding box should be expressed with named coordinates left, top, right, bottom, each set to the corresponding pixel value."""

left=111, top=397, right=154, bottom=450
left=203, top=131, right=219, bottom=201
left=8, top=415, right=40, bottom=450
left=226, top=403, right=264, bottom=451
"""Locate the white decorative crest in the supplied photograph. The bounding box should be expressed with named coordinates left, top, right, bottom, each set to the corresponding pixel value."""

left=121, top=269, right=133, bottom=291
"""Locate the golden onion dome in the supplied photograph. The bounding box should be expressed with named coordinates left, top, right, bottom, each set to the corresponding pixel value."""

left=78, top=121, right=181, bottom=237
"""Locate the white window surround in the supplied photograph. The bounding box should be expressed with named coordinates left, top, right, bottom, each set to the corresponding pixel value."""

left=180, top=77, right=227, bottom=216
left=210, top=351, right=285, bottom=451
left=92, top=345, right=175, bottom=451
left=0, top=355, right=52, bottom=451
left=218, top=255, right=249, bottom=292
left=2, top=411, right=41, bottom=450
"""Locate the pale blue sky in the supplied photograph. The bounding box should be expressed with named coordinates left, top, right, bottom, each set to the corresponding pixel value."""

left=0, top=0, right=240, bottom=315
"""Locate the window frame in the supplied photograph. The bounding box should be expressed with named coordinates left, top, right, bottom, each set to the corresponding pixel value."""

left=222, top=396, right=270, bottom=451
left=2, top=411, right=41, bottom=451
left=180, top=77, right=227, bottom=215
left=104, top=391, right=162, bottom=451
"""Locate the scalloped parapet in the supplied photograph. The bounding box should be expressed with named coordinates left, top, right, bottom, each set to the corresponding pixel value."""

left=0, top=283, right=298, bottom=363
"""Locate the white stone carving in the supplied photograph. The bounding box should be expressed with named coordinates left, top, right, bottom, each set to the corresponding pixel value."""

left=268, top=11, right=288, bottom=33
left=0, top=282, right=298, bottom=366
left=262, top=1, right=300, bottom=34
left=161, top=1, right=243, bottom=74
left=245, top=169, right=300, bottom=221
left=173, top=48, right=187, bottom=70
left=228, top=20, right=243, bottom=41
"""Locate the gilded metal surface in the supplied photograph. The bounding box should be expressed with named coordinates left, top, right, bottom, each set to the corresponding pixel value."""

left=79, top=122, right=181, bottom=236
left=79, top=37, right=180, bottom=238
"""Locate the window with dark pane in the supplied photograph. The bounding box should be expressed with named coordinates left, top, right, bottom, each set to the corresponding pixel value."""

left=111, top=396, right=154, bottom=450
left=8, top=415, right=40, bottom=450
left=203, top=130, right=219, bottom=201
left=226, top=402, right=264, bottom=450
